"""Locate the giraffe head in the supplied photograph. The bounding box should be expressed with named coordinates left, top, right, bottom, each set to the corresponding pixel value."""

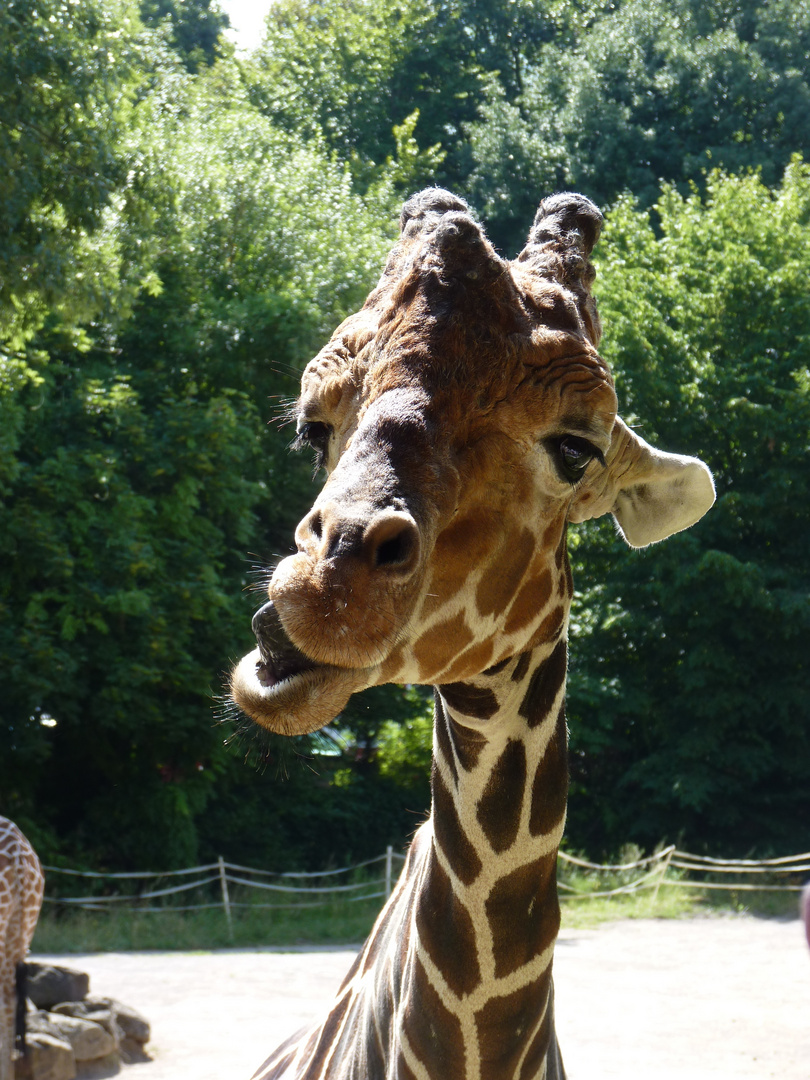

left=231, top=189, right=714, bottom=734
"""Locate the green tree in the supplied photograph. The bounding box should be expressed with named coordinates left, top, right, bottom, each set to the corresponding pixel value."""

left=0, top=29, right=404, bottom=868
left=565, top=160, right=810, bottom=856
left=248, top=0, right=430, bottom=160
left=0, top=0, right=173, bottom=349
left=139, top=0, right=230, bottom=71
left=246, top=0, right=593, bottom=194
left=467, top=0, right=810, bottom=252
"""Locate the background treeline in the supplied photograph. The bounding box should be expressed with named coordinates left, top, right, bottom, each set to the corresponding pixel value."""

left=1, top=0, right=807, bottom=874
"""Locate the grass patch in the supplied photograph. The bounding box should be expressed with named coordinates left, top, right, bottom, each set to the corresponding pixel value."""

left=560, top=885, right=698, bottom=929
left=677, top=883, right=801, bottom=919
left=33, top=894, right=382, bottom=954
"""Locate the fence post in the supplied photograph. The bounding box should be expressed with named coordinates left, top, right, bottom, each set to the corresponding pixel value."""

left=218, top=855, right=233, bottom=941
left=652, top=846, right=675, bottom=903
left=385, top=845, right=393, bottom=899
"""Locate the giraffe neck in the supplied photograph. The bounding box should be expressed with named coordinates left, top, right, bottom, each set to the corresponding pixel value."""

left=407, top=635, right=569, bottom=1079
left=250, top=640, right=570, bottom=1080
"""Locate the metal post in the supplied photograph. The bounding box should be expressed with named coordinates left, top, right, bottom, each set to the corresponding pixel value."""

left=218, top=855, right=233, bottom=941
left=385, top=845, right=393, bottom=899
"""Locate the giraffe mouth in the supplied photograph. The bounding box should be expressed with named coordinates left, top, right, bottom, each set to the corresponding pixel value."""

left=252, top=600, right=318, bottom=688
left=232, top=603, right=367, bottom=734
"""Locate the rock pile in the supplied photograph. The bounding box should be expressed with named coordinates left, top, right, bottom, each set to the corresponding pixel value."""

left=15, top=963, right=150, bottom=1080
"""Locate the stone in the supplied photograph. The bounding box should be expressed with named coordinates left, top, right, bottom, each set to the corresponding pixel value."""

left=118, top=1038, right=150, bottom=1066
left=49, top=1004, right=119, bottom=1046
left=103, top=1001, right=149, bottom=1046
left=26, top=1012, right=65, bottom=1041
left=26, top=966, right=89, bottom=1009
left=72, top=1052, right=120, bottom=1078
left=55, top=998, right=149, bottom=1046
left=43, top=1015, right=115, bottom=1063
left=21, top=1032, right=76, bottom=1080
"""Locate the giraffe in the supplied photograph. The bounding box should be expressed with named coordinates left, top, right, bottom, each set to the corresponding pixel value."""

left=230, top=188, right=715, bottom=1079
left=0, top=818, right=44, bottom=1080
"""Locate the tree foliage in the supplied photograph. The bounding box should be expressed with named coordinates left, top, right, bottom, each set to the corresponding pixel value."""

left=0, top=0, right=152, bottom=347
left=0, top=12, right=404, bottom=869
left=139, top=0, right=230, bottom=71
left=466, top=0, right=810, bottom=251
left=246, top=0, right=601, bottom=192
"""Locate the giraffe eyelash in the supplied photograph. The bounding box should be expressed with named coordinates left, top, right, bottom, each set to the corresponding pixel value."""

left=292, top=421, right=333, bottom=469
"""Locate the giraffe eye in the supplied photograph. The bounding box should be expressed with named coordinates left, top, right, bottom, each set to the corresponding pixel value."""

left=294, top=421, right=333, bottom=467
left=554, top=436, right=601, bottom=483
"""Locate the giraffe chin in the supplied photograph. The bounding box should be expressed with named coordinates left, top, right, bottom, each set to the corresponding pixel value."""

left=229, top=648, right=366, bottom=736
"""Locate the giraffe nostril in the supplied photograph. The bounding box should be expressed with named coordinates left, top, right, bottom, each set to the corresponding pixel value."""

left=364, top=513, right=420, bottom=576
left=375, top=531, right=413, bottom=568
left=309, top=511, right=323, bottom=540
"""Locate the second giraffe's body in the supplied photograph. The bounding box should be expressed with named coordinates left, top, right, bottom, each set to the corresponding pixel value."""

left=0, top=817, right=44, bottom=1080
left=231, top=188, right=715, bottom=1080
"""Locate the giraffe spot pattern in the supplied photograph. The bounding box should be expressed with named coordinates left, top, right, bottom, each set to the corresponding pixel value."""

left=300, top=987, right=354, bottom=1077
left=518, top=639, right=567, bottom=729
left=358, top=887, right=410, bottom=982
left=563, top=550, right=573, bottom=597
left=428, top=513, right=501, bottom=619
left=526, top=605, right=566, bottom=651
left=405, top=957, right=467, bottom=1078
left=448, top=716, right=488, bottom=773
left=331, top=999, right=388, bottom=1080
left=439, top=638, right=496, bottom=682
left=511, top=651, right=532, bottom=683
left=482, top=656, right=511, bottom=676
left=475, top=968, right=554, bottom=1080
left=439, top=682, right=500, bottom=720
left=266, top=1048, right=298, bottom=1077
left=503, top=568, right=553, bottom=636
left=434, top=697, right=460, bottom=785
left=0, top=817, right=45, bottom=1080
left=415, top=850, right=482, bottom=998
left=377, top=643, right=408, bottom=683
left=529, top=704, right=568, bottom=838
left=476, top=739, right=528, bottom=854
left=414, top=611, right=475, bottom=681
left=541, top=516, right=564, bottom=553
left=485, top=853, right=559, bottom=980
left=432, top=769, right=483, bottom=885
left=475, top=526, right=535, bottom=619
left=518, top=989, right=557, bottom=1080
left=395, top=1051, right=420, bottom=1080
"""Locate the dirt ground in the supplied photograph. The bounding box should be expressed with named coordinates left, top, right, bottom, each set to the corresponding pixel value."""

left=33, top=914, right=810, bottom=1080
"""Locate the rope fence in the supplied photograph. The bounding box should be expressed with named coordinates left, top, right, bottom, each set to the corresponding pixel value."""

left=41, top=846, right=809, bottom=919
left=557, top=846, right=810, bottom=900
left=42, top=847, right=408, bottom=916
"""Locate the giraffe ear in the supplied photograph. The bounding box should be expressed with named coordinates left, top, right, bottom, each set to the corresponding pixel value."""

left=569, top=417, right=715, bottom=547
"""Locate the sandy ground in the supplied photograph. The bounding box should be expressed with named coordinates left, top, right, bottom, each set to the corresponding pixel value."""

left=33, top=915, right=810, bottom=1080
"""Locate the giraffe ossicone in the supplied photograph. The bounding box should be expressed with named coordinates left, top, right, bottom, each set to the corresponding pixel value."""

left=0, top=817, right=44, bottom=1080
left=231, top=188, right=714, bottom=1080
